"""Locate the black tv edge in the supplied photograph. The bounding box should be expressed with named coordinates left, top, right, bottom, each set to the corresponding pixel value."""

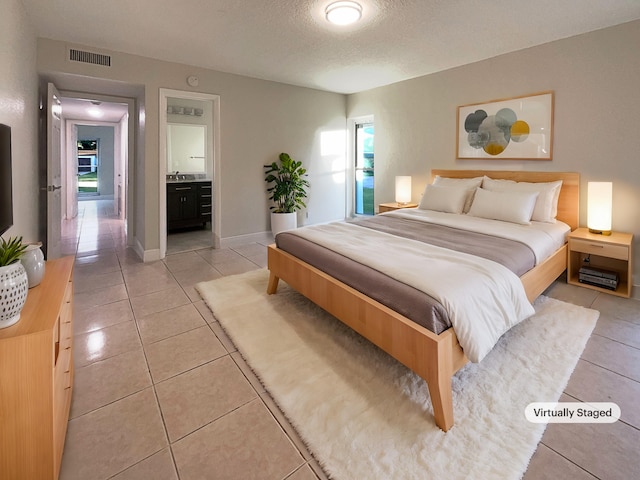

left=0, top=124, right=13, bottom=236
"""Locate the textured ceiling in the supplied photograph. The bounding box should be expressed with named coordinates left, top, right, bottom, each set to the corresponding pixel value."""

left=22, top=0, right=640, bottom=94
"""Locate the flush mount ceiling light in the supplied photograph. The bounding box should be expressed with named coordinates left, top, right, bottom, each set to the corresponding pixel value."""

left=87, top=107, right=104, bottom=118
left=326, top=1, right=362, bottom=25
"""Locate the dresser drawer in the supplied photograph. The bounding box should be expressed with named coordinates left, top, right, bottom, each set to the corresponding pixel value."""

left=59, top=325, right=72, bottom=352
left=53, top=338, right=72, bottom=441
left=569, top=238, right=629, bottom=260
left=54, top=344, right=72, bottom=393
left=53, top=345, right=72, bottom=475
left=167, top=183, right=194, bottom=193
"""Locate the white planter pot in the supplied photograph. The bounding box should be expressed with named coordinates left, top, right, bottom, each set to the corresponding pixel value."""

left=20, top=243, right=46, bottom=288
left=270, top=212, right=297, bottom=237
left=0, top=262, right=29, bottom=329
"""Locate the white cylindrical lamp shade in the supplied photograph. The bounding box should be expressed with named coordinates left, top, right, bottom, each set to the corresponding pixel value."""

left=395, top=176, right=412, bottom=204
left=587, top=182, right=612, bottom=234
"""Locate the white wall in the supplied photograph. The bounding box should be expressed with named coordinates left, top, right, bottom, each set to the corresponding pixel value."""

left=0, top=0, right=38, bottom=242
left=347, top=20, right=640, bottom=286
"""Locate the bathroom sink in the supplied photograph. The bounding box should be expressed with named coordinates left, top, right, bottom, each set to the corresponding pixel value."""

left=166, top=174, right=210, bottom=183
left=166, top=174, right=196, bottom=182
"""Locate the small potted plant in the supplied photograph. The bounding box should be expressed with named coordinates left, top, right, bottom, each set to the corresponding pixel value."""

left=264, top=152, right=310, bottom=236
left=0, top=236, right=29, bottom=329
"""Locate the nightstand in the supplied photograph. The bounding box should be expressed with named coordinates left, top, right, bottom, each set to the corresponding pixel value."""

left=567, top=228, right=634, bottom=298
left=378, top=202, right=418, bottom=213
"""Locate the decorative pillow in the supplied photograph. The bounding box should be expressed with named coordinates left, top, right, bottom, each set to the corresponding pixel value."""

left=432, top=175, right=483, bottom=213
left=468, top=188, right=539, bottom=225
left=482, top=176, right=562, bottom=223
left=418, top=184, right=472, bottom=214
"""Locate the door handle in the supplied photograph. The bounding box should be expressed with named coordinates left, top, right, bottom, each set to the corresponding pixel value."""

left=47, top=185, right=62, bottom=192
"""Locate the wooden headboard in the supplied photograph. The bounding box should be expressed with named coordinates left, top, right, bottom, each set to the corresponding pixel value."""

left=430, top=170, right=580, bottom=231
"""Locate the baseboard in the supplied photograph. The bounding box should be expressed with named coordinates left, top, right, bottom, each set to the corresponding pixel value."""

left=220, top=230, right=274, bottom=248
left=143, top=249, right=161, bottom=262
left=133, top=237, right=161, bottom=263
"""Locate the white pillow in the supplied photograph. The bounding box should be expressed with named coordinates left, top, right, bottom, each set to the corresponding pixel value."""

left=418, top=184, right=471, bottom=214
left=468, top=188, right=539, bottom=225
left=482, top=176, right=562, bottom=223
left=433, top=175, right=483, bottom=213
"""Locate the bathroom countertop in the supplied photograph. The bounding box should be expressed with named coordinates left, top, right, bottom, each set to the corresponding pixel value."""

left=166, top=175, right=211, bottom=184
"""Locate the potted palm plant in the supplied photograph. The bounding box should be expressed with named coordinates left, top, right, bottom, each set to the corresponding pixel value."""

left=264, top=152, right=310, bottom=236
left=0, top=236, right=29, bottom=329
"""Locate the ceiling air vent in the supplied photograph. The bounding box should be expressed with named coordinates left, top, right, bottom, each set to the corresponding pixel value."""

left=68, top=48, right=111, bottom=67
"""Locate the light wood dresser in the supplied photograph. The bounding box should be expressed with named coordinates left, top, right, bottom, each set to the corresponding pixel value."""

left=0, top=256, right=74, bottom=479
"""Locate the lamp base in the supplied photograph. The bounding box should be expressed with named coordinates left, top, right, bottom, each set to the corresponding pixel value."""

left=588, top=228, right=612, bottom=236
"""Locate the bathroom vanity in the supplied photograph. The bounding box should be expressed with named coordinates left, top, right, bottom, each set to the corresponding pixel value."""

left=167, top=179, right=212, bottom=230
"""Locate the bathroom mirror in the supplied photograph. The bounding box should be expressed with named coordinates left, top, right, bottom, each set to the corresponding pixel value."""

left=166, top=124, right=206, bottom=173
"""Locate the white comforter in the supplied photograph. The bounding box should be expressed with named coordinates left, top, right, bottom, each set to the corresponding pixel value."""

left=289, top=221, right=536, bottom=363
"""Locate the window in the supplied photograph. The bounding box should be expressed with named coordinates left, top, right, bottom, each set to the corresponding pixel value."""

left=78, top=155, right=97, bottom=174
left=354, top=122, right=374, bottom=215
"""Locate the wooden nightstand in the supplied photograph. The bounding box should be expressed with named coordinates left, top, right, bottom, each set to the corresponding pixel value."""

left=567, top=228, right=634, bottom=298
left=378, top=202, right=418, bottom=213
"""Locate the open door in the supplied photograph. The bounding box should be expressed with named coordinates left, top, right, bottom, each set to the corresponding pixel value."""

left=65, top=123, right=79, bottom=219
left=40, top=82, right=63, bottom=259
left=114, top=114, right=128, bottom=220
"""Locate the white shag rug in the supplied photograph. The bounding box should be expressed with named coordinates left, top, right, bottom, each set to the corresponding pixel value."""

left=196, top=269, right=599, bottom=480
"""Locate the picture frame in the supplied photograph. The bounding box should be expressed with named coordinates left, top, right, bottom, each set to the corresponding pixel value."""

left=457, top=91, right=554, bottom=160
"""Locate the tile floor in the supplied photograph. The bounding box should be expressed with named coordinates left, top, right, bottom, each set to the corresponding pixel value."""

left=59, top=199, right=639, bottom=480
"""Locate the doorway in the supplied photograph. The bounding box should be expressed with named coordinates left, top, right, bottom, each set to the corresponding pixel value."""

left=40, top=75, right=138, bottom=261
left=77, top=138, right=100, bottom=196
left=354, top=121, right=375, bottom=215
left=159, top=89, right=221, bottom=258
left=347, top=115, right=374, bottom=218
left=61, top=95, right=132, bottom=232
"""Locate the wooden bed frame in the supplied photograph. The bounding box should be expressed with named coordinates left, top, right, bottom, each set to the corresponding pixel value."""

left=266, top=170, right=579, bottom=432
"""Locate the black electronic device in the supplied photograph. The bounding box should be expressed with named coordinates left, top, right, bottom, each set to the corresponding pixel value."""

left=0, top=124, right=12, bottom=236
left=578, top=266, right=619, bottom=290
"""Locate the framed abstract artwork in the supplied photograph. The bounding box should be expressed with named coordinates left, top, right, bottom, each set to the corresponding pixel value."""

left=457, top=91, right=554, bottom=160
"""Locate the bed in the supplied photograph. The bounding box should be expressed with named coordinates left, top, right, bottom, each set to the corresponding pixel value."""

left=266, top=170, right=579, bottom=431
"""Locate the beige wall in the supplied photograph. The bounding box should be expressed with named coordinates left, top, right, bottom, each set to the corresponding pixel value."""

left=347, top=20, right=640, bottom=287
left=0, top=0, right=39, bottom=242
left=36, top=38, right=347, bottom=255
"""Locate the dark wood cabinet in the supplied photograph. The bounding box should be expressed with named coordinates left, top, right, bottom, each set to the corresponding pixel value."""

left=198, top=182, right=212, bottom=225
left=167, top=181, right=212, bottom=230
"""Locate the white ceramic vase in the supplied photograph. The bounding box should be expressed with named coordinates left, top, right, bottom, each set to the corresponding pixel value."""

left=0, top=262, right=29, bottom=329
left=20, top=243, right=46, bottom=288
